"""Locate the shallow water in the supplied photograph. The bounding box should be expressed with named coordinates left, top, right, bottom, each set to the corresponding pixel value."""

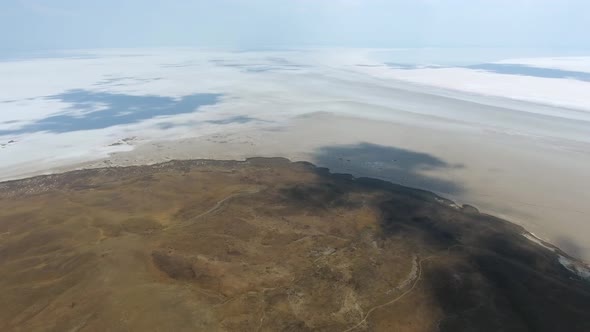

left=0, top=90, right=221, bottom=135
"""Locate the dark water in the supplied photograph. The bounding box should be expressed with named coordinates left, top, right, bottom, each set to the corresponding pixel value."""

left=313, top=142, right=464, bottom=195
left=0, top=90, right=222, bottom=135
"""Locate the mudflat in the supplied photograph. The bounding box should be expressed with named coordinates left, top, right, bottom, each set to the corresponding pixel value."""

left=0, top=158, right=589, bottom=331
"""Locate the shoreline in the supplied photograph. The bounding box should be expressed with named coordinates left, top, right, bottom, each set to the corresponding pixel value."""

left=2, top=156, right=589, bottom=273
left=2, top=154, right=589, bottom=330
left=2, top=111, right=589, bottom=262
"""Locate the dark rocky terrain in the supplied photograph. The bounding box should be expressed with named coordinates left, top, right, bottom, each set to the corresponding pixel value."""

left=0, top=157, right=588, bottom=331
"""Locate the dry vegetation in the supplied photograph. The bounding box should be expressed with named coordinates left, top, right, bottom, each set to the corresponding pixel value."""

left=0, top=158, right=588, bottom=331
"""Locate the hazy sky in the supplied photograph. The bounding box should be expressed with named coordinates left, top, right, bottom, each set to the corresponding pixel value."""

left=2, top=0, right=589, bottom=52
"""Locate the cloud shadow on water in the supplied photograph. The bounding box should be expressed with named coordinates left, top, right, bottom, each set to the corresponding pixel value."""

left=155, top=115, right=262, bottom=130
left=466, top=63, right=590, bottom=82
left=307, top=145, right=590, bottom=331
left=205, top=115, right=261, bottom=125
left=209, top=58, right=308, bottom=73
left=312, top=142, right=463, bottom=195
left=0, top=89, right=222, bottom=135
left=385, top=62, right=590, bottom=82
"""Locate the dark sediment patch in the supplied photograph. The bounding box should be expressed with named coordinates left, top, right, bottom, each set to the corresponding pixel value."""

left=152, top=250, right=195, bottom=280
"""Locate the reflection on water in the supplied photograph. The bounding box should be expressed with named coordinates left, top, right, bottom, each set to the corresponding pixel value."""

left=0, top=90, right=222, bottom=135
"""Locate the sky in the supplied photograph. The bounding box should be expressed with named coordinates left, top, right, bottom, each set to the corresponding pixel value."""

left=1, top=0, right=590, bottom=52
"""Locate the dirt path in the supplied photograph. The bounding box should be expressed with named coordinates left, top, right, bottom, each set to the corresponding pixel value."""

left=168, top=188, right=261, bottom=229
left=191, top=189, right=258, bottom=220
left=343, top=254, right=437, bottom=332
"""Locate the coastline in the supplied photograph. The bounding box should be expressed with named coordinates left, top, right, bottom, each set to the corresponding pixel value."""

left=2, top=156, right=589, bottom=330
left=1, top=155, right=589, bottom=276
left=3, top=112, right=589, bottom=261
